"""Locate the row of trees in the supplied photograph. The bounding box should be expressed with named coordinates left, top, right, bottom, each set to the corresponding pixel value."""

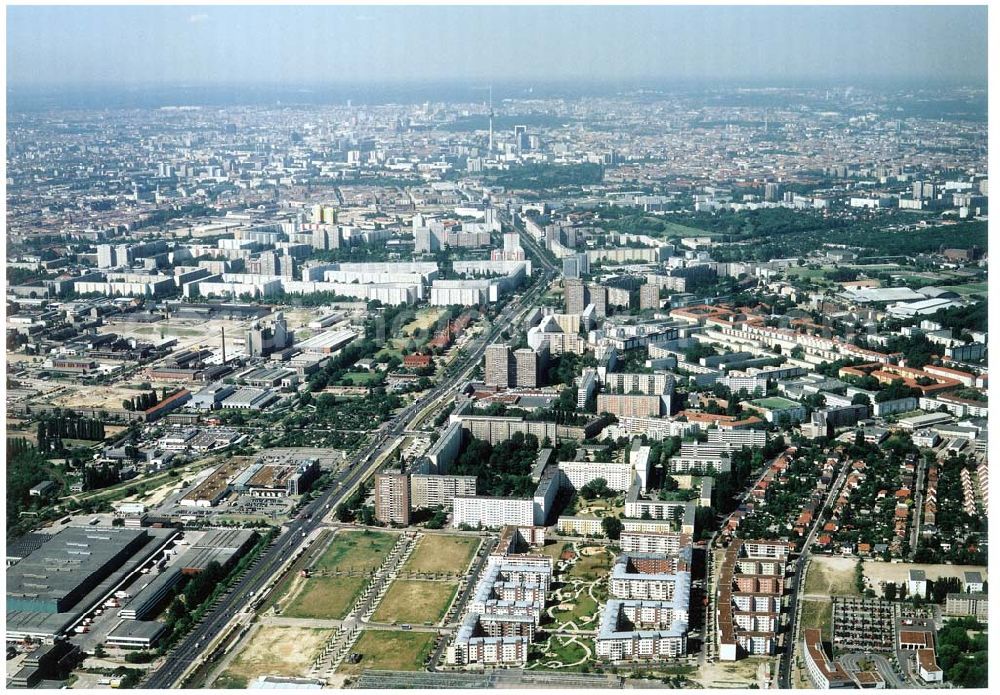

left=122, top=391, right=161, bottom=412
left=37, top=416, right=105, bottom=449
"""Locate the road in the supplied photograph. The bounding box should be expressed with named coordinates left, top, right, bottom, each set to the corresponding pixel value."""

left=777, top=457, right=853, bottom=689
left=909, top=454, right=927, bottom=558
left=145, top=229, right=556, bottom=688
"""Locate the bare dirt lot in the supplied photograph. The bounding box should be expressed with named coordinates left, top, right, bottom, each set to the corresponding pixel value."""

left=214, top=625, right=332, bottom=688
left=863, top=560, right=987, bottom=595
left=803, top=556, right=861, bottom=597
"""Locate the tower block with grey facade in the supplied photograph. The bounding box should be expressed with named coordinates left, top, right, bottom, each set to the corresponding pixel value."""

left=640, top=283, right=661, bottom=311
left=375, top=473, right=410, bottom=525
left=485, top=343, right=514, bottom=388
left=486, top=343, right=548, bottom=388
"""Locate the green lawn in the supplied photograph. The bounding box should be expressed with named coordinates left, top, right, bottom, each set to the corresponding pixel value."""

left=531, top=636, right=591, bottom=671
left=784, top=266, right=831, bottom=281
left=939, top=283, right=988, bottom=296
left=751, top=396, right=800, bottom=409
left=281, top=576, right=368, bottom=619
left=799, top=599, right=833, bottom=633
left=402, top=535, right=480, bottom=574
left=565, top=547, right=614, bottom=582
left=315, top=530, right=397, bottom=572
left=340, top=371, right=383, bottom=385
left=550, top=590, right=599, bottom=627
left=370, top=579, right=457, bottom=624
left=336, top=630, right=437, bottom=674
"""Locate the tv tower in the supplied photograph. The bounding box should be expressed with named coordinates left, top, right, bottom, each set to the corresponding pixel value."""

left=488, top=85, right=494, bottom=153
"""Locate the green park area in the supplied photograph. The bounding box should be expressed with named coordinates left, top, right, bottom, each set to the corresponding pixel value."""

left=371, top=579, right=457, bottom=624
left=337, top=630, right=437, bottom=674
left=402, top=534, right=479, bottom=574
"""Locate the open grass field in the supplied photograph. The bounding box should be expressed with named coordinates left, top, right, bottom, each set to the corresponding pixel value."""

left=550, top=590, right=598, bottom=627
left=539, top=541, right=573, bottom=561
left=371, top=579, right=457, bottom=624
left=340, top=371, right=383, bottom=385
left=939, top=283, right=988, bottom=296
left=803, top=557, right=861, bottom=597
left=215, top=625, right=332, bottom=688
left=402, top=307, right=447, bottom=334
left=784, top=266, right=831, bottom=281
left=336, top=630, right=436, bottom=674
left=566, top=546, right=614, bottom=582
left=661, top=221, right=718, bottom=237
left=281, top=575, right=368, bottom=620
left=315, top=530, right=397, bottom=572
left=798, top=599, right=833, bottom=633
left=402, top=535, right=480, bottom=574
left=752, top=396, right=800, bottom=409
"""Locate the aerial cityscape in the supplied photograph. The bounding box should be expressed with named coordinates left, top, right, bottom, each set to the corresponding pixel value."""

left=4, top=4, right=990, bottom=691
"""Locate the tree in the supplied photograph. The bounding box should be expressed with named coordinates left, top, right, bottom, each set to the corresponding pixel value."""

left=579, top=477, right=611, bottom=500
left=884, top=582, right=897, bottom=601
left=601, top=516, right=622, bottom=540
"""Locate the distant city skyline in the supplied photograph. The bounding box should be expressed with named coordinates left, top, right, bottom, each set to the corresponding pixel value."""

left=7, top=5, right=989, bottom=89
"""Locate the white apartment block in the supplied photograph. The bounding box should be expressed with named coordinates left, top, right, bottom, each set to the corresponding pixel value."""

left=556, top=516, right=605, bottom=537
left=620, top=532, right=691, bottom=555
left=596, top=599, right=689, bottom=662
left=706, top=428, right=767, bottom=448
left=558, top=460, right=635, bottom=493
left=453, top=496, right=534, bottom=529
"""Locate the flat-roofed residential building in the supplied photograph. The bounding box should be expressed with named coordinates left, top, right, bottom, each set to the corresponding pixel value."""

left=556, top=517, right=605, bottom=537
left=453, top=496, right=534, bottom=529
left=803, top=628, right=853, bottom=688
left=667, top=441, right=735, bottom=474
left=558, top=460, right=635, bottom=493
left=485, top=343, right=513, bottom=388
left=620, top=532, right=692, bottom=555
left=596, top=598, right=689, bottom=662
left=610, top=551, right=692, bottom=603
left=640, top=283, right=661, bottom=311
left=448, top=552, right=553, bottom=666
left=945, top=592, right=988, bottom=621
left=514, top=348, right=540, bottom=388
left=706, top=428, right=767, bottom=448
left=717, top=539, right=787, bottom=662
left=375, top=473, right=410, bottom=525
left=410, top=474, right=477, bottom=509
left=597, top=393, right=664, bottom=418
left=426, top=421, right=463, bottom=473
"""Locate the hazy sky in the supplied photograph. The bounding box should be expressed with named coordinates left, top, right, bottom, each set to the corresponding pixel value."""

left=7, top=5, right=988, bottom=87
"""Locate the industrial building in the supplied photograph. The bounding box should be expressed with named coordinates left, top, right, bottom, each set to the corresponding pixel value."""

left=6, top=527, right=176, bottom=642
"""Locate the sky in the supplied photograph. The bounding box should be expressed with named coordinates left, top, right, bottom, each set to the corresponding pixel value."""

left=6, top=5, right=989, bottom=88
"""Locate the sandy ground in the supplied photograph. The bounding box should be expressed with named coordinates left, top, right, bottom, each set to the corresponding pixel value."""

left=803, top=556, right=861, bottom=597
left=221, top=624, right=332, bottom=683
left=45, top=382, right=164, bottom=410
left=863, top=560, right=987, bottom=590
left=403, top=307, right=447, bottom=334
left=693, top=656, right=774, bottom=688
left=807, top=556, right=988, bottom=599
left=579, top=546, right=605, bottom=557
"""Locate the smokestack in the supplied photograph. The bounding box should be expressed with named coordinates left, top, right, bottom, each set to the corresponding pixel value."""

left=221, top=327, right=227, bottom=364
